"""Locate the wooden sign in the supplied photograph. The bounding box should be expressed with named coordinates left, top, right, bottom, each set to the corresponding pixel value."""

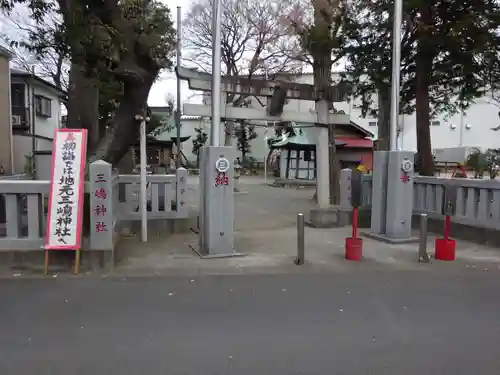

left=45, top=129, right=87, bottom=251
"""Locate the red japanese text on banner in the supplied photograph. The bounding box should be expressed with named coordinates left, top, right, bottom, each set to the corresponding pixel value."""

left=45, top=129, right=88, bottom=250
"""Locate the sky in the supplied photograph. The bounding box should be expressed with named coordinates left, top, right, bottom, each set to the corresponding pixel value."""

left=0, top=0, right=317, bottom=110
left=1, top=0, right=201, bottom=108
left=147, top=0, right=203, bottom=108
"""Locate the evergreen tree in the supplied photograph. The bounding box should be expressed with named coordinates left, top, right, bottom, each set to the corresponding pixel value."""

left=343, top=0, right=500, bottom=175
left=192, top=127, right=208, bottom=167
left=234, top=121, right=257, bottom=164
left=1, top=0, right=177, bottom=164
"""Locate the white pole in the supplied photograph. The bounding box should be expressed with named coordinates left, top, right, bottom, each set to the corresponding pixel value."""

left=389, top=0, right=403, bottom=151
left=264, top=67, right=268, bottom=181
left=210, top=0, right=222, bottom=146
left=459, top=111, right=464, bottom=146
left=140, top=119, right=148, bottom=242
left=264, top=137, right=268, bottom=181
left=401, top=115, right=405, bottom=149
left=175, top=6, right=182, bottom=168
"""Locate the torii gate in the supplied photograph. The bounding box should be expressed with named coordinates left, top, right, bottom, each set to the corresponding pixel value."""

left=177, top=66, right=351, bottom=256
left=177, top=66, right=351, bottom=191
left=177, top=66, right=350, bottom=121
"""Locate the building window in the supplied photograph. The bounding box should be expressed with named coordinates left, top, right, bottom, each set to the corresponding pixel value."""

left=11, top=83, right=25, bottom=110
left=368, top=121, right=377, bottom=127
left=34, top=95, right=52, bottom=118
left=10, top=84, right=27, bottom=125
left=431, top=120, right=440, bottom=126
left=304, top=150, right=312, bottom=162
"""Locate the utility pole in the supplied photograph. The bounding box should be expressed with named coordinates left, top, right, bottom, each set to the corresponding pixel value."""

left=195, top=0, right=238, bottom=257
left=175, top=6, right=182, bottom=168
left=367, top=0, right=415, bottom=243
left=210, top=0, right=222, bottom=146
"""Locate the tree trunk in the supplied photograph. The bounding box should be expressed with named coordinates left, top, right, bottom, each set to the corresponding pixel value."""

left=241, top=142, right=246, bottom=164
left=66, top=63, right=100, bottom=152
left=376, top=84, right=391, bottom=151
left=415, top=6, right=435, bottom=176
left=90, top=74, right=156, bottom=166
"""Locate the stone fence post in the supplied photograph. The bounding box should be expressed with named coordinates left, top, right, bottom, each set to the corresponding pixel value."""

left=175, top=168, right=188, bottom=217
left=340, top=168, right=352, bottom=210
left=89, top=160, right=114, bottom=251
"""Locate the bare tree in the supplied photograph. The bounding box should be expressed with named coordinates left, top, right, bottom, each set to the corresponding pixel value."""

left=0, top=9, right=69, bottom=91
left=183, top=0, right=304, bottom=145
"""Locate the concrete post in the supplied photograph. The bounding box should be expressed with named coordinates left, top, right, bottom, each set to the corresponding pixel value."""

left=89, top=160, right=114, bottom=250
left=418, top=213, right=430, bottom=262
left=197, top=146, right=240, bottom=257
left=385, top=150, right=414, bottom=239
left=340, top=168, right=352, bottom=211
left=175, top=168, right=188, bottom=217
left=365, top=150, right=417, bottom=243
left=315, top=100, right=330, bottom=208
left=295, top=213, right=305, bottom=265
left=370, top=151, right=388, bottom=234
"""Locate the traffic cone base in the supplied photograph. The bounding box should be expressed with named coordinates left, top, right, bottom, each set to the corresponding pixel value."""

left=435, top=238, right=456, bottom=261
left=345, top=237, right=363, bottom=261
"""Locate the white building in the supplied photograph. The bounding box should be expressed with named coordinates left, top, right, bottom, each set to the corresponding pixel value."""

left=10, top=69, right=66, bottom=176
left=160, top=71, right=500, bottom=164
left=290, top=72, right=500, bottom=152
left=199, top=92, right=280, bottom=163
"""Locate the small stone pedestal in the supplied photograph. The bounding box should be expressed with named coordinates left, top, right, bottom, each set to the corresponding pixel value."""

left=307, top=206, right=350, bottom=228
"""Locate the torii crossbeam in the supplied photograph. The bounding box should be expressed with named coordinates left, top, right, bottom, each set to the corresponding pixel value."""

left=177, top=66, right=351, bottom=125
left=183, top=103, right=350, bottom=125
left=176, top=66, right=351, bottom=102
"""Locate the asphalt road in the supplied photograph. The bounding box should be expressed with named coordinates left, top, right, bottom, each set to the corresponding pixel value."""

left=1, top=270, right=500, bottom=374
